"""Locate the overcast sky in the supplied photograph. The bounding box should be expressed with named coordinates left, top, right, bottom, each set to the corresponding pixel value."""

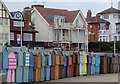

left=2, top=0, right=120, bottom=17
left=2, top=0, right=119, bottom=2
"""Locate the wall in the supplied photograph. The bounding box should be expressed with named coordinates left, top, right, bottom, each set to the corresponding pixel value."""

left=0, top=2, right=10, bottom=45
left=31, top=9, right=54, bottom=42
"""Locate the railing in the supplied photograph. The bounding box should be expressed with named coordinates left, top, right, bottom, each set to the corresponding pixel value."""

left=53, top=23, right=86, bottom=30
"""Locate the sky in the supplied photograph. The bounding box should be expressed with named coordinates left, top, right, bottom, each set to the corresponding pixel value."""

left=2, top=0, right=120, bottom=17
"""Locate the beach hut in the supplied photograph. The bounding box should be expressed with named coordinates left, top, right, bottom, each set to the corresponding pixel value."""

left=7, top=51, right=16, bottom=82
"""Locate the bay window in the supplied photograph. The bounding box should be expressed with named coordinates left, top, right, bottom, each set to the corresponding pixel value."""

left=24, top=33, right=32, bottom=41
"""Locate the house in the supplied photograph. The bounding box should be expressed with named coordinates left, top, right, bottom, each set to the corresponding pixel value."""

left=0, top=0, right=11, bottom=45
left=86, top=10, right=110, bottom=42
left=31, top=5, right=88, bottom=51
left=10, top=11, right=38, bottom=47
left=97, top=7, right=120, bottom=41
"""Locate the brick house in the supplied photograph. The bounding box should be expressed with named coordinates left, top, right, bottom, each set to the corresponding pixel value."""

left=86, top=10, right=110, bottom=42
left=10, top=11, right=38, bottom=47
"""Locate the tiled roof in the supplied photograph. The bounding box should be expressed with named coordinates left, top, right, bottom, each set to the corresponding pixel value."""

left=10, top=27, right=38, bottom=33
left=97, top=7, right=120, bottom=14
left=87, top=17, right=110, bottom=24
left=34, top=7, right=80, bottom=25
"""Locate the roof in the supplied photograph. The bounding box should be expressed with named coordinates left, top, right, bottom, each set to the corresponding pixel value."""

left=10, top=27, right=38, bottom=33
left=10, top=11, right=23, bottom=18
left=87, top=17, right=110, bottom=24
left=7, top=46, right=26, bottom=53
left=10, top=11, right=19, bottom=17
left=97, top=7, right=120, bottom=14
left=34, top=6, right=80, bottom=25
left=0, top=0, right=12, bottom=18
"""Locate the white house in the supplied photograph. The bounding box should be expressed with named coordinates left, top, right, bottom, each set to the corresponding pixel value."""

left=0, top=0, right=11, bottom=45
left=31, top=5, right=88, bottom=51
left=97, top=7, right=120, bottom=41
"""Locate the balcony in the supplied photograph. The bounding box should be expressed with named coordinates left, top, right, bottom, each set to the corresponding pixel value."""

left=52, top=23, right=86, bottom=30
left=72, top=36, right=87, bottom=43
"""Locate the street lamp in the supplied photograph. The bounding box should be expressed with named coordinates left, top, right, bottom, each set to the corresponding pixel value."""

left=21, top=18, right=22, bottom=47
left=114, top=33, right=116, bottom=54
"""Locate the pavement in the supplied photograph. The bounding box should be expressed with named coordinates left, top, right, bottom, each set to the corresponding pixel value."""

left=48, top=73, right=118, bottom=82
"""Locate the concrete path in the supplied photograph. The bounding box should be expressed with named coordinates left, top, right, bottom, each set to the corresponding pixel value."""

left=48, top=73, right=118, bottom=82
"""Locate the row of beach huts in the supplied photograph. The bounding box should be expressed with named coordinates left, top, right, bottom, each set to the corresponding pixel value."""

left=0, top=46, right=120, bottom=83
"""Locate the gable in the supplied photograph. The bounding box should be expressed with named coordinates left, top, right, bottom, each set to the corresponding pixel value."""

left=73, top=11, right=87, bottom=25
left=11, top=11, right=24, bottom=20
left=8, top=51, right=16, bottom=58
left=17, top=48, right=23, bottom=53
left=3, top=46, right=8, bottom=53
left=32, top=7, right=80, bottom=25
left=0, top=0, right=12, bottom=18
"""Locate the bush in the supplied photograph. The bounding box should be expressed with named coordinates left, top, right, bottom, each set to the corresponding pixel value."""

left=88, top=41, right=119, bottom=52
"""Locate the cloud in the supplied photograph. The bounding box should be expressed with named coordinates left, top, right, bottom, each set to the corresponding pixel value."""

left=2, top=0, right=119, bottom=2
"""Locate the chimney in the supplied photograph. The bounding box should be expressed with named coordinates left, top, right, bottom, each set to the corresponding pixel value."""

left=87, top=10, right=92, bottom=22
left=32, top=5, right=44, bottom=8
left=24, top=7, right=31, bottom=22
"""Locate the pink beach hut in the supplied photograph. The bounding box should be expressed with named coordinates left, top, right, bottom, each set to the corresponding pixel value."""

left=7, top=51, right=16, bottom=82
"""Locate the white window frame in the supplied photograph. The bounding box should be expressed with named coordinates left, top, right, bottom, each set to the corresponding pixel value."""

left=10, top=32, right=14, bottom=40
left=0, top=33, right=3, bottom=41
left=23, top=33, right=33, bottom=41
left=5, top=33, right=8, bottom=41
left=0, top=18, right=3, bottom=25
left=103, top=14, right=109, bottom=19
left=13, top=21, right=24, bottom=28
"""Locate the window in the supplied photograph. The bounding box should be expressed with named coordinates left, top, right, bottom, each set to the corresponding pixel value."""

left=13, top=21, right=24, bottom=27
left=0, top=18, right=3, bottom=25
left=5, top=19, right=8, bottom=26
left=119, top=15, right=120, bottom=19
left=90, top=25, right=92, bottom=28
left=10, top=33, right=14, bottom=40
left=75, top=19, right=79, bottom=27
left=57, top=18, right=59, bottom=26
left=119, top=36, right=120, bottom=41
left=100, top=36, right=102, bottom=41
left=63, top=30, right=65, bottom=36
left=106, top=36, right=108, bottom=41
left=24, top=33, right=32, bottom=41
left=59, top=18, right=62, bottom=25
left=0, top=33, right=3, bottom=41
left=103, top=36, right=105, bottom=41
left=103, top=31, right=105, bottom=34
left=116, top=24, right=120, bottom=31
left=5, top=33, right=8, bottom=41
left=103, top=15, right=109, bottom=19
left=100, top=23, right=106, bottom=30
left=113, top=14, right=117, bottom=18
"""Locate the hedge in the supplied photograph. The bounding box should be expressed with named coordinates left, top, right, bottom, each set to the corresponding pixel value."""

left=88, top=41, right=120, bottom=52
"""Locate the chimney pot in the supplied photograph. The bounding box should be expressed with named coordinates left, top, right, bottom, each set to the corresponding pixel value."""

left=32, top=5, right=44, bottom=8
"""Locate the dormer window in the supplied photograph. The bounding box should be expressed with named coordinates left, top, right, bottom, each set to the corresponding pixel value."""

left=100, top=23, right=106, bottom=30
left=53, top=16, right=65, bottom=26
left=14, top=12, right=23, bottom=20
left=103, top=14, right=109, bottom=19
